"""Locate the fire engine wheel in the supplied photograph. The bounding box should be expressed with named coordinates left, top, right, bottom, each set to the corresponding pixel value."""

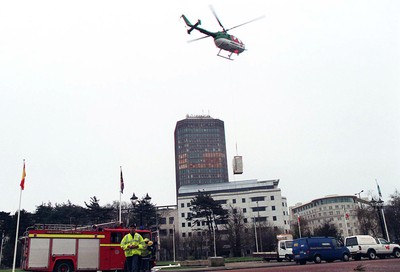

left=54, top=261, right=74, bottom=272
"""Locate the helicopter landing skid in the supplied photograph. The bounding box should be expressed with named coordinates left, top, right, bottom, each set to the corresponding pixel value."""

left=217, top=49, right=234, bottom=60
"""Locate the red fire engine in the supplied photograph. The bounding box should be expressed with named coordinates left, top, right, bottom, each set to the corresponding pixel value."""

left=21, top=223, right=154, bottom=272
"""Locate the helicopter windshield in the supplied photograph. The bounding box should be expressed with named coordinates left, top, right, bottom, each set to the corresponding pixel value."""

left=230, top=35, right=243, bottom=44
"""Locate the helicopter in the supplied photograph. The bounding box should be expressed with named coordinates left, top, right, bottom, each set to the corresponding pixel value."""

left=181, top=7, right=264, bottom=60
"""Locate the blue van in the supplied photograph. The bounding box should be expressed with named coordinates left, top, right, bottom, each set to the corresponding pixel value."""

left=293, top=237, right=350, bottom=265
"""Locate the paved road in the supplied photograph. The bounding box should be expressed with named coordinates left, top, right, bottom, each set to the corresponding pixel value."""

left=161, top=258, right=400, bottom=272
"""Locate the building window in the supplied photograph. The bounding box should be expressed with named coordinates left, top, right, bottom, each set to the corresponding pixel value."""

left=271, top=196, right=275, bottom=200
left=242, top=198, right=246, bottom=203
left=182, top=223, right=185, bottom=227
left=181, top=213, right=185, bottom=217
left=233, top=199, right=236, bottom=204
left=187, top=203, right=191, bottom=207
left=251, top=196, right=265, bottom=202
left=244, top=218, right=248, bottom=223
left=169, top=217, right=174, bottom=224
left=273, top=216, right=277, bottom=221
left=181, top=203, right=184, bottom=208
left=188, top=222, right=192, bottom=227
left=253, top=206, right=266, bottom=212
left=159, top=217, right=167, bottom=224
left=182, top=233, right=186, bottom=237
left=272, top=206, right=276, bottom=211
left=188, top=232, right=192, bottom=237
left=243, top=208, right=247, bottom=213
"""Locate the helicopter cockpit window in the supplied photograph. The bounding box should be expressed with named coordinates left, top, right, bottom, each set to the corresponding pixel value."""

left=231, top=35, right=243, bottom=44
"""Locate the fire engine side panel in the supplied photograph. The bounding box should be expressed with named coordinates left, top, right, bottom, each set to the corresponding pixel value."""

left=52, top=238, right=76, bottom=255
left=28, top=238, right=50, bottom=269
left=77, top=239, right=99, bottom=270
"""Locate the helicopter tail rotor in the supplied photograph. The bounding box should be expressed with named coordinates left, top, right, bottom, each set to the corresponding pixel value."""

left=187, top=19, right=201, bottom=34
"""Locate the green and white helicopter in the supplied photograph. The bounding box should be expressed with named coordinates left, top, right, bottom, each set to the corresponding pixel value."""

left=181, top=7, right=264, bottom=60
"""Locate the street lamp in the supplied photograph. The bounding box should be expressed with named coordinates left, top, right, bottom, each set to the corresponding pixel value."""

left=256, top=201, right=262, bottom=251
left=129, top=193, right=138, bottom=226
left=355, top=190, right=364, bottom=199
left=210, top=210, right=217, bottom=257
left=130, top=192, right=152, bottom=227
left=130, top=192, right=138, bottom=203
left=355, top=190, right=364, bottom=208
left=253, top=216, right=259, bottom=252
left=144, top=193, right=151, bottom=202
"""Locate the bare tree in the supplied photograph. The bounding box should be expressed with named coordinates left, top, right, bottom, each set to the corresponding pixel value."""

left=223, top=205, right=249, bottom=257
left=385, top=189, right=400, bottom=241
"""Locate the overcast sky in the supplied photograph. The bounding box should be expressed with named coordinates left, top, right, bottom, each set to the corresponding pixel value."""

left=1, top=1, right=399, bottom=214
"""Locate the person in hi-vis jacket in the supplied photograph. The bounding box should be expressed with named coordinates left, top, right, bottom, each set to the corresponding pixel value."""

left=120, top=224, right=144, bottom=272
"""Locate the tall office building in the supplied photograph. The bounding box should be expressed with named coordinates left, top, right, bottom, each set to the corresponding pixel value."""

left=174, top=115, right=229, bottom=192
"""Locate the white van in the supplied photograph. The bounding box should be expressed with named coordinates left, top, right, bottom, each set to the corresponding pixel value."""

left=345, top=235, right=400, bottom=260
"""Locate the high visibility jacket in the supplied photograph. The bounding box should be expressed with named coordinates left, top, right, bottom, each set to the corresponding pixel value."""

left=120, top=232, right=144, bottom=257
left=141, top=244, right=155, bottom=258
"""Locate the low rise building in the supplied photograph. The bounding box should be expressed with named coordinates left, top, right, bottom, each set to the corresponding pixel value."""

left=290, top=195, right=360, bottom=237
left=177, top=179, right=291, bottom=237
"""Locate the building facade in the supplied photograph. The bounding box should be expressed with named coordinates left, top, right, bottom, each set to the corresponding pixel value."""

left=290, top=195, right=360, bottom=237
left=177, top=179, right=291, bottom=237
left=174, top=115, right=229, bottom=193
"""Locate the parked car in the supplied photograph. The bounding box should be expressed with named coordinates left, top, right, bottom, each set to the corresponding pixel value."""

left=293, top=237, right=350, bottom=265
left=345, top=235, right=400, bottom=260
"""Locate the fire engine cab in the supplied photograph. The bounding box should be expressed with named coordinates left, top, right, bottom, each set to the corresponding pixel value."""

left=21, top=223, right=153, bottom=272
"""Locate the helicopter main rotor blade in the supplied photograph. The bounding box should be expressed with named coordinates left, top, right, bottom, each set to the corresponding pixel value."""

left=187, top=35, right=211, bottom=43
left=209, top=5, right=227, bottom=32
left=225, top=15, right=265, bottom=32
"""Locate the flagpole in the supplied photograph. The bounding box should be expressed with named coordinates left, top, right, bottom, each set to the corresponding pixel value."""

left=381, top=208, right=390, bottom=241
left=119, top=190, right=122, bottom=224
left=119, top=167, right=122, bottom=224
left=12, top=160, right=26, bottom=272
left=376, top=179, right=390, bottom=241
left=12, top=188, right=23, bottom=272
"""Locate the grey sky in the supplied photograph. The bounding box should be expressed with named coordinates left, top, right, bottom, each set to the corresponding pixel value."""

left=1, top=0, right=399, bottom=213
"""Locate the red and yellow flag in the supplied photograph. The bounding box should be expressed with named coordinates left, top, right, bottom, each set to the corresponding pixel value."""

left=20, top=161, right=26, bottom=190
